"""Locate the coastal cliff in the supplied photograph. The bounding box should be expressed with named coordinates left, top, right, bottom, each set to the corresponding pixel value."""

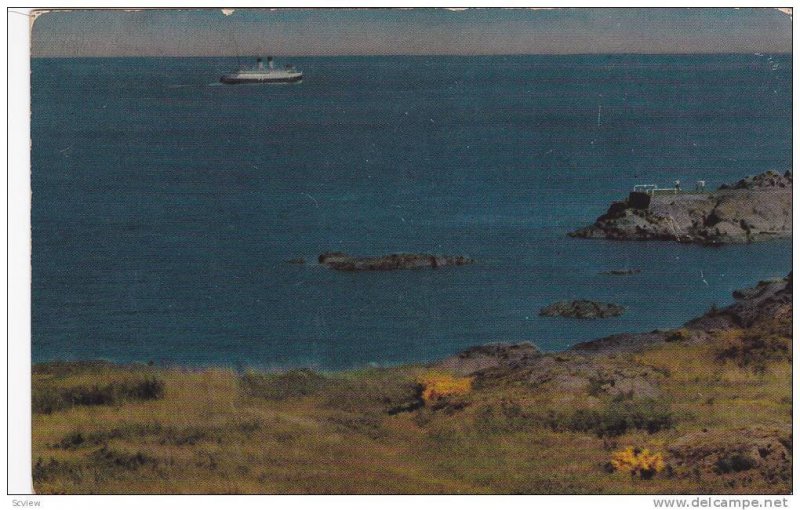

left=569, top=171, right=792, bottom=245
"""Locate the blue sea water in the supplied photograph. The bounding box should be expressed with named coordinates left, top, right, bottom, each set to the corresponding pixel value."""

left=31, top=55, right=792, bottom=370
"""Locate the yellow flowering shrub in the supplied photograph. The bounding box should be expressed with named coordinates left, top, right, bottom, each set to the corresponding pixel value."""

left=417, top=372, right=472, bottom=404
left=610, top=447, right=666, bottom=479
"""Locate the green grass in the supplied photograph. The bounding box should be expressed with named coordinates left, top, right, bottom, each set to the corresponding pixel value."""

left=31, top=325, right=791, bottom=494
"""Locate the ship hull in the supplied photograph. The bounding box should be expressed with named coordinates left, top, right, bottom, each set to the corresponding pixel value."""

left=220, top=74, right=303, bottom=84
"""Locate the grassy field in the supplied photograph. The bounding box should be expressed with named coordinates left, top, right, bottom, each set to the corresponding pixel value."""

left=30, top=312, right=791, bottom=495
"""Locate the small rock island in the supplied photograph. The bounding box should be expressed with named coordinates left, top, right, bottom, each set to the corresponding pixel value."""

left=539, top=300, right=625, bottom=319
left=570, top=171, right=792, bottom=245
left=318, top=252, right=474, bottom=271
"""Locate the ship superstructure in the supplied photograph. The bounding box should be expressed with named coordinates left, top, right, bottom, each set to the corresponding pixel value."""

left=220, top=57, right=303, bottom=84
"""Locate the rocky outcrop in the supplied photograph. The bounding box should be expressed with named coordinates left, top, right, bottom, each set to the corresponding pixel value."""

left=668, top=426, right=792, bottom=484
left=434, top=342, right=660, bottom=400
left=437, top=274, right=791, bottom=362
left=572, top=273, right=792, bottom=354
left=570, top=331, right=676, bottom=354
left=318, top=252, right=474, bottom=271
left=539, top=300, right=625, bottom=319
left=569, top=171, right=792, bottom=245
left=435, top=343, right=542, bottom=376
left=719, top=171, right=793, bottom=190
left=432, top=272, right=790, bottom=465
left=685, top=273, right=792, bottom=332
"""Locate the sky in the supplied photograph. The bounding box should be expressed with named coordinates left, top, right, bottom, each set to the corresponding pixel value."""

left=31, top=8, right=792, bottom=57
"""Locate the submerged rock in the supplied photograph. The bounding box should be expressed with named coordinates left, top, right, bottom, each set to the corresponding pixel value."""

left=600, top=268, right=641, bottom=275
left=318, top=252, right=474, bottom=271
left=539, top=300, right=625, bottom=319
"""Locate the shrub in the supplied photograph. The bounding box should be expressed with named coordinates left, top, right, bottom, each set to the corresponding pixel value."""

left=32, top=377, right=165, bottom=414
left=54, top=420, right=261, bottom=451
left=417, top=372, right=472, bottom=405
left=715, top=331, right=791, bottom=372
left=665, top=329, right=691, bottom=343
left=474, top=400, right=535, bottom=434
left=90, top=446, right=158, bottom=470
left=604, top=399, right=674, bottom=435
left=32, top=457, right=82, bottom=484
left=54, top=423, right=164, bottom=449
left=715, top=453, right=758, bottom=474
left=610, top=447, right=665, bottom=479
left=547, top=399, right=674, bottom=437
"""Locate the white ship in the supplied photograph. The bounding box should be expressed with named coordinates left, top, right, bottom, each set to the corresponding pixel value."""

left=220, top=57, right=303, bottom=84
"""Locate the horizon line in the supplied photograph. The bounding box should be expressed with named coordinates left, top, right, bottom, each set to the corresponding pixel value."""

left=32, top=51, right=794, bottom=58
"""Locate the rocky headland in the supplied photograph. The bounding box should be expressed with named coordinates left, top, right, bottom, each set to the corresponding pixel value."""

left=318, top=252, right=474, bottom=271
left=569, top=171, right=792, bottom=245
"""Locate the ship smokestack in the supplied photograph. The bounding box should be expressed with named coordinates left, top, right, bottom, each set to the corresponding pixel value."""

left=257, top=57, right=264, bottom=70
left=267, top=56, right=274, bottom=70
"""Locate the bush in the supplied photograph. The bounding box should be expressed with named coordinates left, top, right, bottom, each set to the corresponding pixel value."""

left=54, top=420, right=260, bottom=451
left=32, top=457, right=82, bottom=484
left=547, top=399, right=674, bottom=437
left=32, top=377, right=165, bottom=414
left=54, top=423, right=164, bottom=449
left=715, top=331, right=791, bottom=372
left=715, top=453, right=758, bottom=474
left=474, top=400, right=535, bottom=434
left=417, top=372, right=472, bottom=405
left=610, top=447, right=665, bottom=479
left=665, top=329, right=691, bottom=343
left=90, top=446, right=157, bottom=470
left=605, top=399, right=674, bottom=435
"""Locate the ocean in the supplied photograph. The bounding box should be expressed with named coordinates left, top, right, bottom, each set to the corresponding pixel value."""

left=31, top=54, right=792, bottom=370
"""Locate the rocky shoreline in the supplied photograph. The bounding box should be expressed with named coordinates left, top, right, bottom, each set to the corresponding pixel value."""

left=31, top=174, right=792, bottom=494
left=437, top=272, right=791, bottom=368
left=32, top=273, right=792, bottom=494
left=569, top=171, right=792, bottom=245
left=428, top=274, right=792, bottom=486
